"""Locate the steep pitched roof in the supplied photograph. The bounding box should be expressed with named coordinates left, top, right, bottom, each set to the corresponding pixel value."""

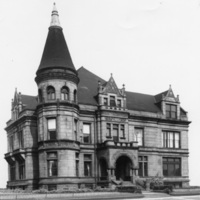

left=21, top=95, right=38, bottom=110
left=154, top=90, right=168, bottom=103
left=77, top=67, right=162, bottom=113
left=36, top=4, right=76, bottom=74
left=77, top=67, right=106, bottom=105
left=126, top=91, right=161, bottom=113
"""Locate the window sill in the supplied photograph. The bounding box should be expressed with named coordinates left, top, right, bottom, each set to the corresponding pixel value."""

left=106, top=136, right=112, bottom=139
left=120, top=137, right=126, bottom=139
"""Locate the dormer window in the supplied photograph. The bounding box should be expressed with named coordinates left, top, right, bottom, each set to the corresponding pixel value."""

left=110, top=96, right=116, bottom=107
left=117, top=99, right=121, bottom=107
left=166, top=104, right=177, bottom=119
left=47, top=86, right=55, bottom=100
left=103, top=98, right=108, bottom=106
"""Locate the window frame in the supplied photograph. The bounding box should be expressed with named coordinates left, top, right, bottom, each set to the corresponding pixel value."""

left=47, top=86, right=56, bottom=100
left=84, top=154, right=92, bottom=177
left=47, top=118, right=57, bottom=140
left=166, top=104, right=177, bottom=119
left=162, top=131, right=181, bottom=149
left=120, top=124, right=125, bottom=139
left=18, top=160, right=25, bottom=180
left=109, top=96, right=116, bottom=107
left=138, top=156, right=148, bottom=177
left=61, top=86, right=69, bottom=100
left=112, top=124, right=119, bottom=142
left=83, top=123, right=91, bottom=144
left=106, top=123, right=111, bottom=138
left=47, top=152, right=58, bottom=177
left=163, top=157, right=181, bottom=177
left=134, top=128, right=144, bottom=146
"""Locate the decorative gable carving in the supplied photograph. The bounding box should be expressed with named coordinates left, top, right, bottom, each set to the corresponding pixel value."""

left=163, top=85, right=179, bottom=103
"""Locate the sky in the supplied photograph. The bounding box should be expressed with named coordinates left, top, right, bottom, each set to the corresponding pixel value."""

left=0, top=0, right=200, bottom=188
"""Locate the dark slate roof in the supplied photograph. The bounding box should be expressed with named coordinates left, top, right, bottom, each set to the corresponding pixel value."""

left=36, top=27, right=76, bottom=74
left=21, top=95, right=38, bottom=110
left=126, top=91, right=161, bottom=113
left=77, top=67, right=106, bottom=105
left=154, top=90, right=168, bottom=103
left=77, top=67, right=162, bottom=113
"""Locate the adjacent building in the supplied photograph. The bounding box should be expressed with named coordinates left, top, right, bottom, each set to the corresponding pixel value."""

left=5, top=4, right=190, bottom=190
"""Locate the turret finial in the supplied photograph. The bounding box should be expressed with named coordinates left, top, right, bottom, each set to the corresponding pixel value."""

left=50, top=3, right=61, bottom=27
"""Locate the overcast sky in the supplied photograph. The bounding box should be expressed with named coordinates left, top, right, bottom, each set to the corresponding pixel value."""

left=0, top=0, right=200, bottom=188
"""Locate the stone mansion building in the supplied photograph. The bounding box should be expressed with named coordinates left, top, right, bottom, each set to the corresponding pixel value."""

left=5, top=4, right=190, bottom=190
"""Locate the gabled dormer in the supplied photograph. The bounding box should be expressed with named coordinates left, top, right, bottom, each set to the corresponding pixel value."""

left=97, top=74, right=126, bottom=110
left=155, top=85, right=186, bottom=120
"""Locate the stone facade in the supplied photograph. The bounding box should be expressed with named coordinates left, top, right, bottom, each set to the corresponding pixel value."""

left=4, top=4, right=190, bottom=190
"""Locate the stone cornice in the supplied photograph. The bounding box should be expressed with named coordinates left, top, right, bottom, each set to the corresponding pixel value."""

left=35, top=70, right=79, bottom=85
left=129, top=115, right=191, bottom=126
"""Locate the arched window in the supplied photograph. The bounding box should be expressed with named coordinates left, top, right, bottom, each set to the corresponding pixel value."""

left=74, top=90, right=77, bottom=103
left=47, top=86, right=55, bottom=100
left=61, top=86, right=69, bottom=100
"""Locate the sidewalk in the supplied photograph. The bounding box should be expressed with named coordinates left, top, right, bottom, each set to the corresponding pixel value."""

left=0, top=191, right=144, bottom=200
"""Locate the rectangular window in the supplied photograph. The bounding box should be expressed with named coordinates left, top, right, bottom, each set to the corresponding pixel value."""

left=75, top=152, right=79, bottom=177
left=106, top=123, right=111, bottom=137
left=162, top=131, right=180, bottom=149
left=84, top=154, right=92, bottom=177
left=163, top=157, right=181, bottom=177
left=10, top=135, right=14, bottom=152
left=47, top=118, right=57, bottom=140
left=103, top=98, right=108, bottom=106
left=135, top=128, right=143, bottom=146
left=138, top=156, right=148, bottom=177
left=113, top=124, right=118, bottom=142
left=120, top=124, right=125, bottom=138
left=110, top=96, right=116, bottom=107
left=74, top=119, right=78, bottom=141
left=18, top=131, right=24, bottom=148
left=117, top=99, right=121, bottom=107
left=47, top=152, right=57, bottom=177
left=166, top=104, right=177, bottom=119
left=19, top=160, right=25, bottom=180
left=10, top=163, right=15, bottom=181
left=83, top=123, right=91, bottom=143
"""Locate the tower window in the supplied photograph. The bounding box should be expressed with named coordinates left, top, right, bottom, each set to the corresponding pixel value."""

left=47, top=118, right=57, bottom=140
left=38, top=89, right=43, bottom=102
left=61, top=86, right=69, bottom=100
left=47, top=152, right=58, bottom=177
left=73, top=90, right=77, bottom=102
left=47, top=86, right=55, bottom=100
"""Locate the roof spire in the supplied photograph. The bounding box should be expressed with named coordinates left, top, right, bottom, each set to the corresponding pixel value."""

left=50, top=3, right=61, bottom=27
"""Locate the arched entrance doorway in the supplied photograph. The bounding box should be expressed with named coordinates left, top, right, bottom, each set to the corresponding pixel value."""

left=115, top=156, right=132, bottom=181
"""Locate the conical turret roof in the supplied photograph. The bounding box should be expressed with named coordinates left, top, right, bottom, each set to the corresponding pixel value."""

left=36, top=3, right=76, bottom=74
